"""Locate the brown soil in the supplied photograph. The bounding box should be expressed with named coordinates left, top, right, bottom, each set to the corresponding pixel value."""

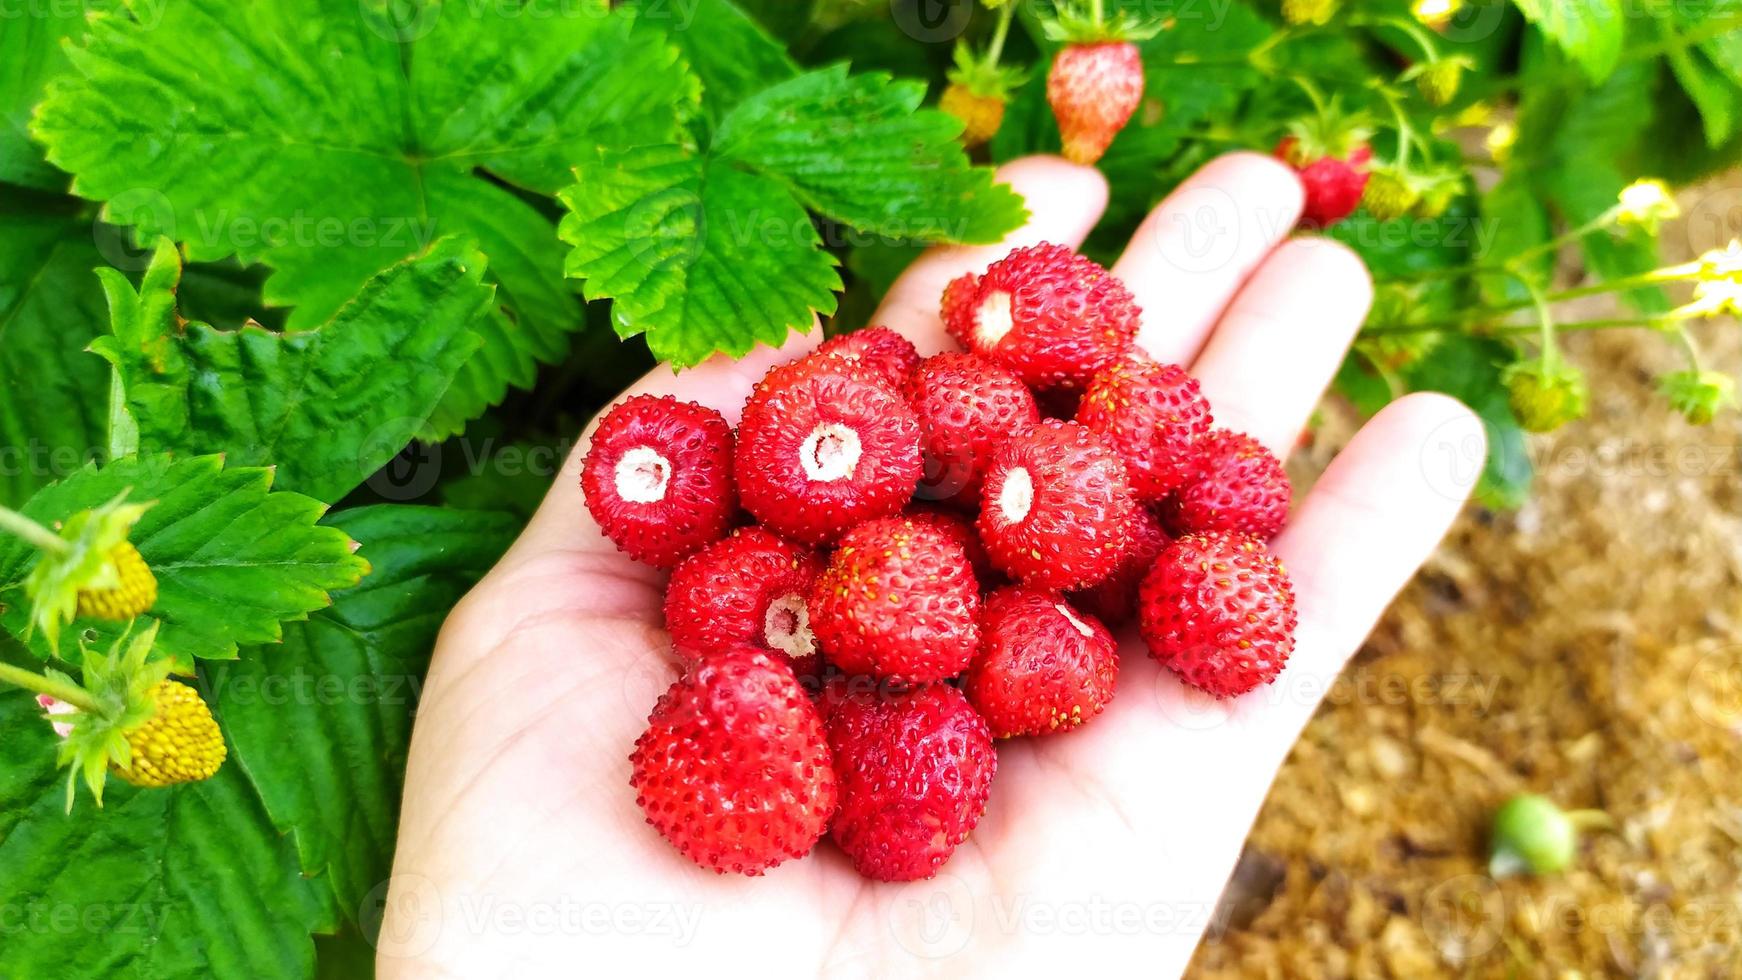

left=1188, top=178, right=1742, bottom=978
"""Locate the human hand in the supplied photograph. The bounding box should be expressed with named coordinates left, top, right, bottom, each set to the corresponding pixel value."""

left=378, top=153, right=1485, bottom=978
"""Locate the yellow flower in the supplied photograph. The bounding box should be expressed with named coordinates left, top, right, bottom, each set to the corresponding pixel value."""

left=1615, top=179, right=1678, bottom=231
left=1679, top=278, right=1742, bottom=320
left=1696, top=240, right=1742, bottom=285
left=1413, top=0, right=1459, bottom=30
left=1486, top=122, right=1516, bottom=165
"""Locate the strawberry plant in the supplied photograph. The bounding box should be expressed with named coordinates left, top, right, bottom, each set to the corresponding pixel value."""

left=0, top=0, right=1738, bottom=975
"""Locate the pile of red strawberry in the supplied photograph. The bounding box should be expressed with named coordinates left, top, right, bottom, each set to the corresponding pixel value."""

left=584, top=242, right=1297, bottom=880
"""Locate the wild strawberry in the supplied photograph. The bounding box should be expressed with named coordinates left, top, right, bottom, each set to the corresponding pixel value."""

left=1361, top=168, right=1419, bottom=222
left=1137, top=532, right=1297, bottom=698
left=1163, top=430, right=1291, bottom=540
left=903, top=505, right=996, bottom=584
left=1070, top=505, right=1169, bottom=626
left=115, top=679, right=226, bottom=788
left=1282, top=0, right=1337, bottom=26
left=978, top=419, right=1136, bottom=590
left=904, top=352, right=1040, bottom=507
left=581, top=395, right=736, bottom=568
left=941, top=83, right=1006, bottom=148
left=629, top=648, right=838, bottom=875
left=1503, top=356, right=1587, bottom=432
left=803, top=326, right=921, bottom=391
left=808, top=517, right=979, bottom=685
left=965, top=587, right=1118, bottom=737
left=664, top=527, right=825, bottom=674
left=736, top=366, right=922, bottom=545
left=941, top=243, right=1140, bottom=391
left=1075, top=356, right=1212, bottom=501
left=1276, top=127, right=1373, bottom=229
left=75, top=541, right=157, bottom=621
left=826, top=682, right=996, bottom=881
left=1047, top=41, right=1144, bottom=165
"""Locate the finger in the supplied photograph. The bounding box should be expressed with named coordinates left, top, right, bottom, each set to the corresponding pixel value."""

left=1273, top=392, right=1486, bottom=683
left=1111, top=152, right=1303, bottom=366
left=871, top=155, right=1109, bottom=355
left=1189, top=237, right=1374, bottom=454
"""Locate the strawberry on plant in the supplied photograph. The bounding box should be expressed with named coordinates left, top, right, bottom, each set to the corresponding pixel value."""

left=1041, top=2, right=1157, bottom=164
left=1138, top=532, right=1297, bottom=698
left=1502, top=356, right=1587, bottom=432
left=1488, top=794, right=1610, bottom=878
left=1163, top=430, right=1292, bottom=540
left=905, top=352, right=1040, bottom=507
left=978, top=418, right=1137, bottom=591
left=1070, top=505, right=1169, bottom=626
left=826, top=682, right=996, bottom=881
left=736, top=364, right=923, bottom=545
left=965, top=586, right=1118, bottom=737
left=804, top=326, right=922, bottom=391
left=112, top=678, right=227, bottom=789
left=4, top=492, right=156, bottom=652
left=1075, top=356, right=1212, bottom=501
left=1282, top=0, right=1339, bottom=26
left=1276, top=115, right=1373, bottom=229
left=581, top=395, right=737, bottom=569
left=1360, top=168, right=1419, bottom=222
left=940, top=22, right=1027, bottom=149
left=664, top=527, right=825, bottom=674
left=941, top=243, right=1141, bottom=391
left=1416, top=57, right=1468, bottom=106
left=629, top=647, right=838, bottom=875
left=1659, top=369, right=1737, bottom=425
left=808, top=517, right=980, bottom=685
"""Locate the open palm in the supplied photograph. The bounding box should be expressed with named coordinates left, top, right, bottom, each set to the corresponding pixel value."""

left=378, top=153, right=1484, bottom=978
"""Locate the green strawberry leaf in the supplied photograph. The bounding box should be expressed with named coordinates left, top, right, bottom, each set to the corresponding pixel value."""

left=91, top=237, right=495, bottom=504
left=0, top=455, right=369, bottom=663
left=32, top=0, right=697, bottom=438
left=1511, top=0, right=1624, bottom=84
left=643, top=0, right=799, bottom=124
left=0, top=190, right=112, bottom=506
left=0, top=689, right=332, bottom=979
left=560, top=65, right=1025, bottom=366
left=212, top=504, right=516, bottom=931
left=0, top=0, right=116, bottom=189
left=560, top=142, right=842, bottom=366
left=712, top=65, right=1029, bottom=243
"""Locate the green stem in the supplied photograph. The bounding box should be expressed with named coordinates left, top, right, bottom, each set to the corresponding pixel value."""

left=1351, top=13, right=1441, bottom=64
left=1627, top=15, right=1742, bottom=62
left=1375, top=209, right=1626, bottom=285
left=1374, top=83, right=1417, bottom=171
left=0, top=662, right=98, bottom=712
left=1522, top=276, right=1558, bottom=363
left=1362, top=315, right=1670, bottom=338
left=1090, top=0, right=1104, bottom=27
left=0, top=507, right=69, bottom=555
left=987, top=1, right=1015, bottom=64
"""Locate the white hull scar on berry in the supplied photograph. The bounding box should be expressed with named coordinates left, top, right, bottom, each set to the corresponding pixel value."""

left=581, top=395, right=737, bottom=569
left=664, top=527, right=825, bottom=676
left=735, top=363, right=922, bottom=546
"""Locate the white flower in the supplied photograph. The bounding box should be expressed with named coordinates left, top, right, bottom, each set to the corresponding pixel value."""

left=1615, top=179, right=1678, bottom=231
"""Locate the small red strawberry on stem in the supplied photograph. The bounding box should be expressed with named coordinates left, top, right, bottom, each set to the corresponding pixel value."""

left=629, top=648, right=838, bottom=875
left=966, top=586, right=1119, bottom=737
left=1076, top=355, right=1213, bottom=502
left=978, top=418, right=1137, bottom=591
left=581, top=394, right=737, bottom=568
left=1162, top=430, right=1292, bottom=540
left=941, top=243, right=1141, bottom=391
left=904, top=352, right=1040, bottom=507
left=1042, top=2, right=1158, bottom=165
left=1070, top=504, right=1169, bottom=626
left=826, top=682, right=997, bottom=881
left=736, top=365, right=922, bottom=545
left=1138, top=532, right=1297, bottom=698
left=808, top=517, right=980, bottom=685
left=664, top=527, right=825, bottom=674
left=1275, top=108, right=1374, bottom=229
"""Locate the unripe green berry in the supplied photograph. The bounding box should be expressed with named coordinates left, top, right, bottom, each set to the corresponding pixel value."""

left=1659, top=369, right=1737, bottom=425
left=1489, top=794, right=1578, bottom=877
left=1503, top=357, right=1587, bottom=432
left=1282, top=0, right=1338, bottom=26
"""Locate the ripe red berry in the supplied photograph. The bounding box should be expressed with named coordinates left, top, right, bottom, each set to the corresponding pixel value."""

left=629, top=648, right=838, bottom=875
left=736, top=366, right=922, bottom=545
left=1137, top=532, right=1297, bottom=698
left=808, top=517, right=979, bottom=685
left=977, top=419, right=1136, bottom=590
left=1047, top=42, right=1144, bottom=165
left=1075, top=357, right=1212, bottom=501
left=940, top=243, right=1140, bottom=391
left=1276, top=135, right=1373, bottom=229
left=1163, top=430, right=1291, bottom=540
left=904, top=352, right=1040, bottom=507
left=805, top=326, right=921, bottom=391
left=664, top=527, right=826, bottom=675
left=965, top=587, right=1119, bottom=737
left=1070, top=505, right=1169, bottom=626
left=581, top=394, right=736, bottom=568
left=826, top=682, right=996, bottom=881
